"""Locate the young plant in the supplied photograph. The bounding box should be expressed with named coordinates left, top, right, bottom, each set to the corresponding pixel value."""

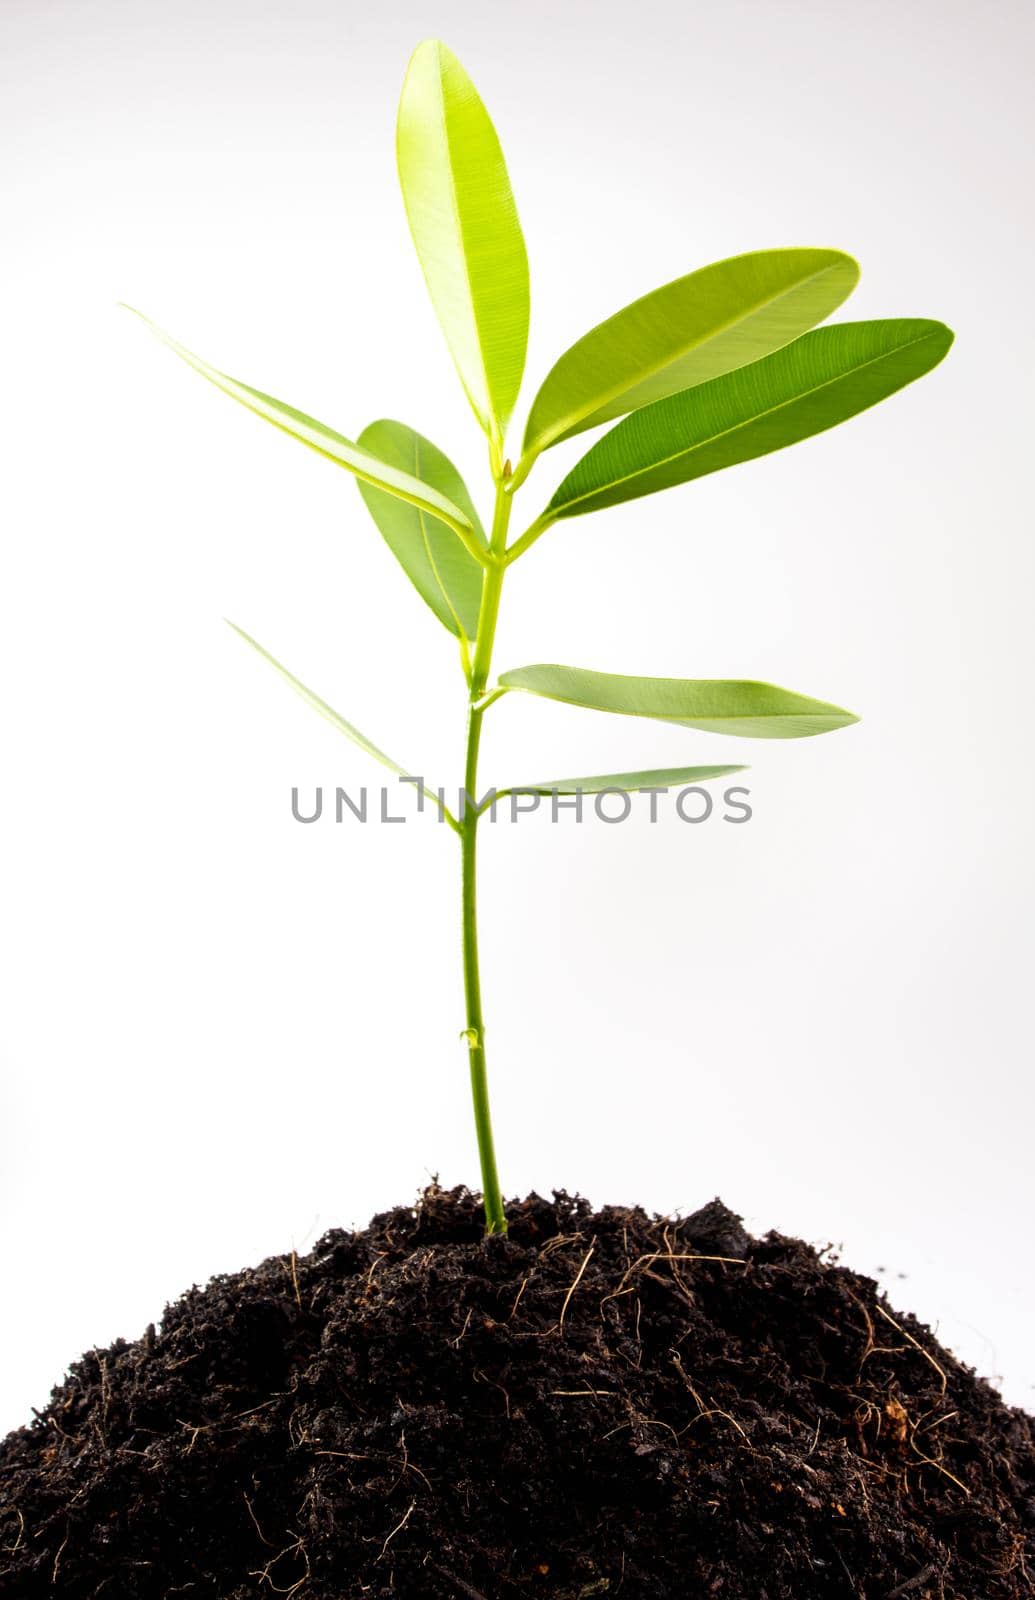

left=128, top=40, right=953, bottom=1235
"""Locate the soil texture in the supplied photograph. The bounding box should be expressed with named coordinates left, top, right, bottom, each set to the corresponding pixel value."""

left=1, top=1188, right=1032, bottom=1598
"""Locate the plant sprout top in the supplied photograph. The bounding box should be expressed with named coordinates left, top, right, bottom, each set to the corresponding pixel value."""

left=129, top=39, right=953, bottom=1233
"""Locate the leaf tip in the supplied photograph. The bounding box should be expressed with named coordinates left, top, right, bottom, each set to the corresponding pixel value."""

left=404, top=36, right=451, bottom=76
left=934, top=320, right=956, bottom=353
left=835, top=249, right=862, bottom=288
left=911, top=318, right=955, bottom=360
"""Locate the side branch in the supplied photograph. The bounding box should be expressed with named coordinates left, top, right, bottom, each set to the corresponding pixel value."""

left=506, top=510, right=555, bottom=564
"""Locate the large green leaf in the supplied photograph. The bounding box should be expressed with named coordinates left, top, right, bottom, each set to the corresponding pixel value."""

left=545, top=319, right=954, bottom=522
left=498, top=665, right=858, bottom=738
left=522, top=248, right=859, bottom=460
left=397, top=39, right=529, bottom=448
left=125, top=308, right=483, bottom=560
left=505, top=763, right=746, bottom=796
left=356, top=420, right=486, bottom=639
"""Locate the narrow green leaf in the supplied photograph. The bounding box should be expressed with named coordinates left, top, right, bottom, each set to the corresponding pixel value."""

left=227, top=623, right=459, bottom=828
left=125, top=307, right=482, bottom=559
left=227, top=622, right=410, bottom=775
left=547, top=318, right=954, bottom=521
left=522, top=248, right=859, bottom=459
left=498, top=665, right=859, bottom=739
left=356, top=420, right=485, bottom=640
left=508, top=764, right=747, bottom=795
left=397, top=39, right=529, bottom=447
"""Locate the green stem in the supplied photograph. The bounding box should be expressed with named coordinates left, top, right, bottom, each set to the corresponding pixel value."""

left=505, top=508, right=554, bottom=565
left=461, top=477, right=511, bottom=1235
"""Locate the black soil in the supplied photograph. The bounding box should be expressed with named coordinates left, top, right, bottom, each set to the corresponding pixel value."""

left=1, top=1190, right=1032, bottom=1598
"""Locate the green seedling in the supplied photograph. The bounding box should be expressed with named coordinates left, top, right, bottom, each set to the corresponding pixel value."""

left=128, top=39, right=953, bottom=1234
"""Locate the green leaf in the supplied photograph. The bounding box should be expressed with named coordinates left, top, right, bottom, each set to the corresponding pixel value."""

left=546, top=318, right=954, bottom=522
left=227, top=622, right=410, bottom=775
left=522, top=248, right=859, bottom=459
left=356, top=420, right=486, bottom=640
left=508, top=764, right=746, bottom=795
left=397, top=39, right=529, bottom=448
left=124, top=307, right=483, bottom=561
left=498, top=665, right=858, bottom=738
left=226, top=622, right=461, bottom=829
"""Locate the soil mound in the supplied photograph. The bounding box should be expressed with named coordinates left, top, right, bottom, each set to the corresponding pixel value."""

left=1, top=1188, right=1031, bottom=1597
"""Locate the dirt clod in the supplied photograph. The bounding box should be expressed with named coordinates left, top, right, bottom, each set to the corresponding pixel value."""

left=1, top=1187, right=1031, bottom=1597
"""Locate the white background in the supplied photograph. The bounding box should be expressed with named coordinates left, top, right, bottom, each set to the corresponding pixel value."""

left=1, top=0, right=1032, bottom=1432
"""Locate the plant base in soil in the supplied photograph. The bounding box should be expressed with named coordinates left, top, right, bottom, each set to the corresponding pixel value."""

left=1, top=1188, right=1031, bottom=1598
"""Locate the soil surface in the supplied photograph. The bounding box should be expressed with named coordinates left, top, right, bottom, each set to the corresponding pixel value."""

left=1, top=1189, right=1032, bottom=1598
